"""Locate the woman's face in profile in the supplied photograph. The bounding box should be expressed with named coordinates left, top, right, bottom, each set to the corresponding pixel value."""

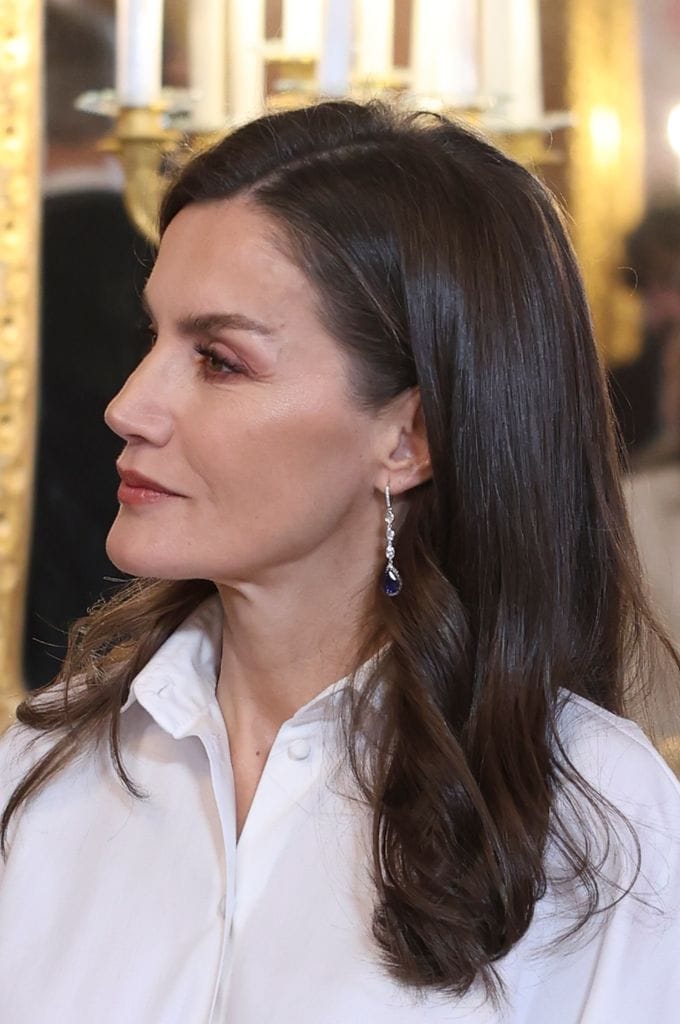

left=104, top=197, right=384, bottom=585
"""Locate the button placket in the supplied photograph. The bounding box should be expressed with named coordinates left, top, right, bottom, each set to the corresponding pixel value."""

left=199, top=720, right=238, bottom=1024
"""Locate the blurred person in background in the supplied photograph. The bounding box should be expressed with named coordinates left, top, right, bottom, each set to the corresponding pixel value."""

left=22, top=3, right=148, bottom=689
left=621, top=200, right=680, bottom=770
left=612, top=200, right=680, bottom=464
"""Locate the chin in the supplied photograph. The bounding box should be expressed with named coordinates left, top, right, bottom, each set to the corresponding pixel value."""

left=106, top=528, right=225, bottom=582
left=106, top=523, right=184, bottom=580
left=105, top=514, right=260, bottom=583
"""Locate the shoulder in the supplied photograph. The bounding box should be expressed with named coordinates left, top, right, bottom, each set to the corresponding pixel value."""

left=0, top=719, right=55, bottom=800
left=552, top=693, right=680, bottom=915
left=0, top=680, right=82, bottom=810
left=0, top=719, right=51, bottom=852
left=623, top=463, right=680, bottom=530
left=556, top=693, right=680, bottom=818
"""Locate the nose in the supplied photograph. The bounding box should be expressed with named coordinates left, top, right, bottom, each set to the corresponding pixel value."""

left=104, top=354, right=173, bottom=447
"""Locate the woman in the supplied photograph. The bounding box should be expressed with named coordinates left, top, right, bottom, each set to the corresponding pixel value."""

left=1, top=101, right=679, bottom=1023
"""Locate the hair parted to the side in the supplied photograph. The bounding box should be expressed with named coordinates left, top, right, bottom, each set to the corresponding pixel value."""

left=2, top=100, right=676, bottom=1001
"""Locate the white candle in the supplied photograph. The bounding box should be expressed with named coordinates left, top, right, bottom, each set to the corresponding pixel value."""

left=115, top=0, right=164, bottom=107
left=318, top=0, right=353, bottom=96
left=226, top=0, right=265, bottom=125
left=283, top=0, right=323, bottom=57
left=355, top=0, right=394, bottom=81
left=411, top=0, right=478, bottom=106
left=482, top=0, right=542, bottom=127
left=189, top=0, right=228, bottom=130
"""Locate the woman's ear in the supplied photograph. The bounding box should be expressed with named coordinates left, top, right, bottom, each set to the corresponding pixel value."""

left=376, top=387, right=432, bottom=496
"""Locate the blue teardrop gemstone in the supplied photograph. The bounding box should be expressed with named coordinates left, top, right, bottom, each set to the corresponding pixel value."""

left=382, top=565, right=402, bottom=597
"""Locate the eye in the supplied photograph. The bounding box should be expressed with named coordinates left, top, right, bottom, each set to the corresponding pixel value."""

left=194, top=343, right=244, bottom=378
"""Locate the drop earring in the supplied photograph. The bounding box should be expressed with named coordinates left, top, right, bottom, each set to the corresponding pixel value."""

left=381, top=483, right=402, bottom=597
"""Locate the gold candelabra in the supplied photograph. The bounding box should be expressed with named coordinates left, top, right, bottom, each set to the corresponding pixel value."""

left=80, top=49, right=571, bottom=247
left=81, top=89, right=222, bottom=245
left=100, top=107, right=182, bottom=246
left=100, top=91, right=568, bottom=246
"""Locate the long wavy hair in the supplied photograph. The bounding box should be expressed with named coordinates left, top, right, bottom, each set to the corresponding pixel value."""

left=3, top=101, right=674, bottom=1000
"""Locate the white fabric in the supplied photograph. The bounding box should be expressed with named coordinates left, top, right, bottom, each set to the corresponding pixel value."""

left=624, top=465, right=680, bottom=766
left=1, top=595, right=680, bottom=1023
left=625, top=464, right=680, bottom=646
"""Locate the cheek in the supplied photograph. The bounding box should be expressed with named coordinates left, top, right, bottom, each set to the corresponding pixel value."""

left=188, top=384, right=375, bottom=515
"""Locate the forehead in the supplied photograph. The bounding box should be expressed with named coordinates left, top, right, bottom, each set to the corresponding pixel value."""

left=147, top=197, right=314, bottom=317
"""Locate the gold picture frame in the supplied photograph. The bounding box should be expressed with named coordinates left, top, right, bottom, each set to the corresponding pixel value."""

left=0, top=1, right=41, bottom=732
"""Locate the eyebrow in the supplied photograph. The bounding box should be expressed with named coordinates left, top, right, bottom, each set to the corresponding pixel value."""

left=141, top=291, right=276, bottom=338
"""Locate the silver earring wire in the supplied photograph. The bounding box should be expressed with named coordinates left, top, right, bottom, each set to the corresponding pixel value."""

left=381, top=483, right=402, bottom=597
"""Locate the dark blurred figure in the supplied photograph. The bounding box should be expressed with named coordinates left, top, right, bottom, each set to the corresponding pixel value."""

left=23, top=4, right=149, bottom=689
left=611, top=200, right=680, bottom=463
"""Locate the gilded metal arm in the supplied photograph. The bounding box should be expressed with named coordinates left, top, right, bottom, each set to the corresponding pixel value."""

left=102, top=107, right=182, bottom=247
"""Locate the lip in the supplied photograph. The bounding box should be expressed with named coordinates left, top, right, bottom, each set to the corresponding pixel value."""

left=116, top=465, right=183, bottom=505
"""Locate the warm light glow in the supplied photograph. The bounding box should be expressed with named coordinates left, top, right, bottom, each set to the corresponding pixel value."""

left=668, top=104, right=680, bottom=157
left=589, top=106, right=621, bottom=168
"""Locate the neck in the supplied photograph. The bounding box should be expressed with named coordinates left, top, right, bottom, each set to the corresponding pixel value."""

left=212, top=523, right=386, bottom=839
left=214, top=558, right=382, bottom=742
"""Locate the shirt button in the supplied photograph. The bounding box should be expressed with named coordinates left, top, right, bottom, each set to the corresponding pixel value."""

left=217, top=896, right=227, bottom=918
left=288, top=738, right=312, bottom=761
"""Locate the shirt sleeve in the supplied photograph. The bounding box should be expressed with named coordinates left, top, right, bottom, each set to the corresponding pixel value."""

left=504, top=699, right=680, bottom=1022
left=0, top=721, right=52, bottom=858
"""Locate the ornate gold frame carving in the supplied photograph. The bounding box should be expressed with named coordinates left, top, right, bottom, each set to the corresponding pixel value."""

left=0, top=2, right=41, bottom=732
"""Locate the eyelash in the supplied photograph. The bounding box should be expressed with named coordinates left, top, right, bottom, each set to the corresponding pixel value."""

left=194, top=344, right=243, bottom=378
left=139, top=325, right=243, bottom=378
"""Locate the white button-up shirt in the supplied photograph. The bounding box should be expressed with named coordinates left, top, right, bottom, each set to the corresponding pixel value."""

left=2, top=595, right=680, bottom=1023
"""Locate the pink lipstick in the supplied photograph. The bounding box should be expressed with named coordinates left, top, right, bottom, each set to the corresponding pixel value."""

left=116, top=467, right=183, bottom=506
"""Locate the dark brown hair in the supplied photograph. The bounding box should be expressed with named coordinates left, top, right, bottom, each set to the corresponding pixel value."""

left=3, top=101, right=673, bottom=1001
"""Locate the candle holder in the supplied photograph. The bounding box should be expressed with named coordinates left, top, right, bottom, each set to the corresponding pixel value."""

left=78, top=84, right=572, bottom=246
left=404, top=92, right=488, bottom=119
left=483, top=110, right=574, bottom=168
left=101, top=107, right=182, bottom=245
left=350, top=69, right=411, bottom=103
left=490, top=127, right=564, bottom=167
left=265, top=56, right=317, bottom=111
left=77, top=89, right=198, bottom=245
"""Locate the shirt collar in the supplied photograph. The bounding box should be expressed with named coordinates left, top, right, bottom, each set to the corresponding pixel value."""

left=120, top=595, right=224, bottom=737
left=121, top=593, right=383, bottom=739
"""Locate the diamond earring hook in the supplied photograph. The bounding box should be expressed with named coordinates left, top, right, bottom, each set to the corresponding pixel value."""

left=381, top=483, right=402, bottom=597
